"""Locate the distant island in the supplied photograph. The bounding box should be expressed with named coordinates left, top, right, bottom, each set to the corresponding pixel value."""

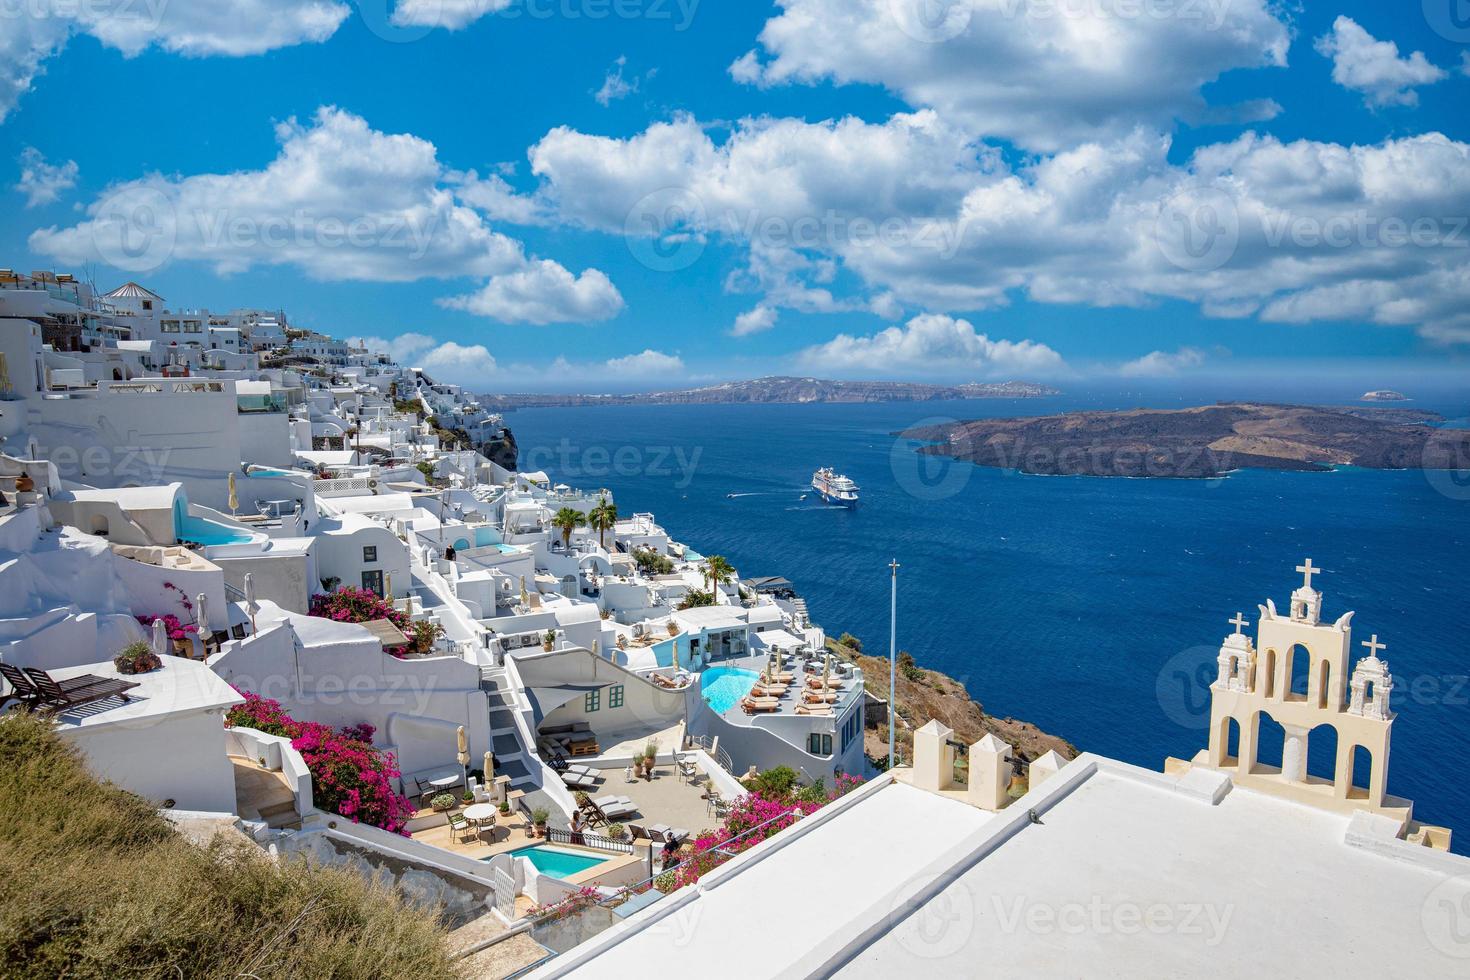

left=1361, top=390, right=1408, bottom=402
left=479, top=377, right=1060, bottom=410
left=899, top=403, right=1470, bottom=479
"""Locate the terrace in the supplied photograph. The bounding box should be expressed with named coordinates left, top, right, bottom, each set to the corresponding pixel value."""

left=714, top=651, right=864, bottom=724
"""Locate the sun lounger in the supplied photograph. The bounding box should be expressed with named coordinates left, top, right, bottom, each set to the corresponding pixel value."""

left=22, top=668, right=139, bottom=712
left=601, top=800, right=638, bottom=820
left=561, top=771, right=598, bottom=790
left=2, top=663, right=110, bottom=707
left=795, top=704, right=832, bottom=716
left=741, top=698, right=780, bottom=714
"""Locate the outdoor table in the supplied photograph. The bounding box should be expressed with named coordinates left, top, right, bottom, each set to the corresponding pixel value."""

left=463, top=802, right=498, bottom=837
left=428, top=773, right=461, bottom=792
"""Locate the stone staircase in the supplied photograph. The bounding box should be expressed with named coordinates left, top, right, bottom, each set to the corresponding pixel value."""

left=791, top=597, right=810, bottom=628
left=480, top=666, right=535, bottom=788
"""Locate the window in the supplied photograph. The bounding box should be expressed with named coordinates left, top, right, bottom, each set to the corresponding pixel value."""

left=142, top=300, right=153, bottom=311
left=808, top=733, right=832, bottom=756
left=585, top=690, right=600, bottom=713
left=609, top=685, right=624, bottom=709
left=361, top=570, right=384, bottom=596
left=362, top=545, right=377, bottom=563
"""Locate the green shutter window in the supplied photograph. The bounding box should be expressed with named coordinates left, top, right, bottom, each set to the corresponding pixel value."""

left=609, top=685, right=624, bottom=709
left=585, top=690, right=600, bottom=713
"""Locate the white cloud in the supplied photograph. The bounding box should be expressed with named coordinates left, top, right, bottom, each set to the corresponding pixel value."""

left=732, top=0, right=1290, bottom=151
left=15, top=147, right=77, bottom=207
left=454, top=171, right=550, bottom=225
left=440, top=260, right=623, bottom=324
left=30, top=107, right=620, bottom=324
left=0, top=1, right=350, bottom=121
left=604, top=349, right=684, bottom=374
left=594, top=55, right=639, bottom=106
left=391, top=0, right=511, bottom=30
left=731, top=305, right=778, bottom=337
left=1314, top=17, right=1447, bottom=108
left=529, top=111, right=1470, bottom=342
left=1119, top=347, right=1206, bottom=377
left=797, top=313, right=1064, bottom=376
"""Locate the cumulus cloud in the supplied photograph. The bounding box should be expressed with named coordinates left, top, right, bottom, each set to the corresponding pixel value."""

left=391, top=0, right=511, bottom=30
left=528, top=110, right=1470, bottom=342
left=351, top=333, right=500, bottom=377
left=797, top=314, right=1065, bottom=376
left=604, top=349, right=684, bottom=373
left=440, top=260, right=623, bottom=324
left=30, top=107, right=621, bottom=324
left=731, top=305, right=778, bottom=337
left=1119, top=347, right=1207, bottom=377
left=0, top=1, right=349, bottom=121
left=352, top=333, right=680, bottom=385
left=1314, top=17, right=1447, bottom=108
left=15, top=147, right=77, bottom=207
left=731, top=0, right=1290, bottom=151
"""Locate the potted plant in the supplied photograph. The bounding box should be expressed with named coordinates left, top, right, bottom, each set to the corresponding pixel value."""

left=462, top=790, right=475, bottom=806
left=113, top=641, right=162, bottom=676
left=542, top=629, right=557, bottom=651
left=641, top=742, right=658, bottom=779
left=429, top=792, right=457, bottom=812
left=606, top=823, right=627, bottom=841
left=498, top=800, right=510, bottom=817
left=531, top=807, right=550, bottom=838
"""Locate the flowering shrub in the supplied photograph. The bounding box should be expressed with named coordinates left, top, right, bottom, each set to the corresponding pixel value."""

left=135, top=613, right=197, bottom=642
left=308, top=586, right=410, bottom=631
left=528, top=886, right=603, bottom=922
left=113, top=641, right=162, bottom=675
left=224, top=692, right=413, bottom=834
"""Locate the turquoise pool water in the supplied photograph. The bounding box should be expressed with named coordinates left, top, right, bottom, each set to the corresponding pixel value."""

left=247, top=467, right=300, bottom=478
left=702, top=666, right=760, bottom=714
left=176, top=512, right=254, bottom=546
left=491, top=844, right=606, bottom=879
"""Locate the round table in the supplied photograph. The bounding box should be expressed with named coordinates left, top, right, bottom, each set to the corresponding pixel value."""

left=427, top=773, right=461, bottom=791
left=463, top=803, right=498, bottom=839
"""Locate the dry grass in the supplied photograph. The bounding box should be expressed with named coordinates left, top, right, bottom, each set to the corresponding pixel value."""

left=0, top=711, right=460, bottom=979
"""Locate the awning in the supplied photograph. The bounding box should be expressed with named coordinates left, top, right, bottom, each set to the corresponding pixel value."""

left=526, top=684, right=605, bottom=726
left=754, top=628, right=804, bottom=651
left=360, top=618, right=409, bottom=650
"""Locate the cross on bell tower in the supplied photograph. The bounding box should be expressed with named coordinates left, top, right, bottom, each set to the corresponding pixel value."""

left=1230, top=612, right=1248, bottom=635
left=1290, top=557, right=1323, bottom=625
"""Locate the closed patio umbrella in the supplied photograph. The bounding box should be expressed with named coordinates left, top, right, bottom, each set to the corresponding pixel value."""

left=822, top=653, right=831, bottom=690
left=196, top=593, right=209, bottom=639
left=243, top=572, right=259, bottom=634
left=227, top=471, right=238, bottom=516
left=151, top=616, right=169, bottom=659
left=457, top=726, right=470, bottom=786
left=483, top=750, right=495, bottom=797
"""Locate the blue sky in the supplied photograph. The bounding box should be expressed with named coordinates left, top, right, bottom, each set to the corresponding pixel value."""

left=2, top=0, right=1470, bottom=390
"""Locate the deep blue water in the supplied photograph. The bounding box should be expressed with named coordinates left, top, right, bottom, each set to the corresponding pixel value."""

left=506, top=386, right=1470, bottom=852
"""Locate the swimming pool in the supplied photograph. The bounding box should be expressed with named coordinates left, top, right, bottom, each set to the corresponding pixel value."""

left=702, top=666, right=761, bottom=714
left=490, top=844, right=607, bottom=879
left=174, top=503, right=255, bottom=546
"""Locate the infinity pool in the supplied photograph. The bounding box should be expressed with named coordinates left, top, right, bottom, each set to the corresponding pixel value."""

left=490, top=844, right=607, bottom=879
left=702, top=666, right=761, bottom=714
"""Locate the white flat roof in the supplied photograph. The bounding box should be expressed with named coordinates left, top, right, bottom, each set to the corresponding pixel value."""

left=50, top=656, right=243, bottom=730
left=545, top=760, right=1470, bottom=978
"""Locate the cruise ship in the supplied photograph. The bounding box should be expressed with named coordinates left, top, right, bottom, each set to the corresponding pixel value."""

left=811, top=467, right=859, bottom=507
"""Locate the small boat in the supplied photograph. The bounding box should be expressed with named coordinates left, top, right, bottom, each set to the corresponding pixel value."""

left=811, top=467, right=859, bottom=508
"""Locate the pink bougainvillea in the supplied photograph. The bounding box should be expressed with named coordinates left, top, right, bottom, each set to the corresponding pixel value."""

left=224, top=691, right=412, bottom=834
left=136, top=613, right=198, bottom=642
left=307, top=586, right=411, bottom=655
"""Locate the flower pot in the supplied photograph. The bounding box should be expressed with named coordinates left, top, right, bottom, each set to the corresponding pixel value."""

left=535, top=822, right=548, bottom=838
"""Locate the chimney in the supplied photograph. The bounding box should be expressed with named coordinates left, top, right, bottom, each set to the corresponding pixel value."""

left=912, top=719, right=955, bottom=792
left=967, top=733, right=1013, bottom=811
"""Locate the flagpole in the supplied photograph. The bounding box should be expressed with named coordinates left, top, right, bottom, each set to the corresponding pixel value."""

left=888, top=558, right=899, bottom=769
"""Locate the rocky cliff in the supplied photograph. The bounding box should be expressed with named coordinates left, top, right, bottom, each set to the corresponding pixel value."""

left=480, top=377, right=1060, bottom=410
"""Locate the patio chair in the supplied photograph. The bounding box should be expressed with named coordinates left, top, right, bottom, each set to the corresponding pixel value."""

left=206, top=630, right=230, bottom=653
left=446, top=811, right=476, bottom=843
left=677, top=758, right=700, bottom=782
left=2, top=663, right=107, bottom=707
left=628, top=823, right=650, bottom=842
left=22, top=668, right=138, bottom=712
left=231, top=623, right=249, bottom=640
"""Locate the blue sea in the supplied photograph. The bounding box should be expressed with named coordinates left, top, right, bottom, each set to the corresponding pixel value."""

left=505, top=384, right=1470, bottom=852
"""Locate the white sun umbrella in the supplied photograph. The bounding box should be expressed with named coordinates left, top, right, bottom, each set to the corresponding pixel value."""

left=243, top=572, right=259, bottom=634
left=822, top=652, right=831, bottom=690
left=483, top=750, right=495, bottom=797
left=227, top=471, right=239, bottom=516
left=151, top=616, right=169, bottom=659
left=196, top=593, right=209, bottom=639
left=456, top=725, right=470, bottom=786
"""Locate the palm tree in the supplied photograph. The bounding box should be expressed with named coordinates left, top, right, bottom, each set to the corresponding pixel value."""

left=704, top=554, right=735, bottom=590
left=587, top=497, right=618, bottom=549
left=550, top=507, right=585, bottom=549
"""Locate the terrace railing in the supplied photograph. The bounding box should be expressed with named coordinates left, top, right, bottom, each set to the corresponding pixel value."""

left=543, top=827, right=633, bottom=855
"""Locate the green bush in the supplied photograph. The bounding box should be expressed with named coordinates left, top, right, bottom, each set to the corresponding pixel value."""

left=836, top=632, right=863, bottom=653
left=750, top=765, right=800, bottom=799
left=0, top=711, right=454, bottom=979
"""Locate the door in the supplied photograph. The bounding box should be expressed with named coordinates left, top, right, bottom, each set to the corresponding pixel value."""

left=361, top=570, right=384, bottom=596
